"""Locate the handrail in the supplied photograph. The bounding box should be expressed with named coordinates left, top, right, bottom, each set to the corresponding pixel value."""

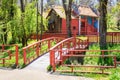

left=0, top=44, right=19, bottom=66
left=50, top=37, right=89, bottom=71
left=22, top=37, right=64, bottom=65
left=50, top=44, right=120, bottom=72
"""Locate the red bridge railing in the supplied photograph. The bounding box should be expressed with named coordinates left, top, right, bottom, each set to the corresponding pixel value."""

left=22, top=37, right=64, bottom=65
left=0, top=44, right=19, bottom=66
left=50, top=37, right=89, bottom=71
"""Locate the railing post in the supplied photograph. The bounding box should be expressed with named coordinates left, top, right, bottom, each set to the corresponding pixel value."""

left=23, top=49, right=27, bottom=65
left=50, top=50, right=53, bottom=67
left=36, top=43, right=39, bottom=57
left=2, top=44, right=4, bottom=52
left=48, top=40, right=50, bottom=50
left=60, top=44, right=63, bottom=64
left=50, top=50, right=56, bottom=72
left=112, top=33, right=113, bottom=44
left=15, top=45, right=19, bottom=66
left=86, top=38, right=89, bottom=46
left=52, top=50, right=55, bottom=72
left=3, top=59, right=5, bottom=66
left=73, top=38, right=76, bottom=49
left=102, top=51, right=104, bottom=56
left=114, top=56, right=117, bottom=68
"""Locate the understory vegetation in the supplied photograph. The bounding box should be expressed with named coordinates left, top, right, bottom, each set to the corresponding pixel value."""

left=56, top=43, right=120, bottom=80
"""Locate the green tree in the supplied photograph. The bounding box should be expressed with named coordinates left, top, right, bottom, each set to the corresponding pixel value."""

left=107, top=3, right=120, bottom=30
left=19, top=0, right=48, bottom=46
left=98, top=0, right=113, bottom=65
left=0, top=0, right=16, bottom=44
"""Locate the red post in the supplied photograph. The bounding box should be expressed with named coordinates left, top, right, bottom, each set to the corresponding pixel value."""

left=102, top=51, right=104, bottom=56
left=52, top=50, right=55, bottom=72
left=86, top=38, right=89, bottom=46
left=2, top=44, right=4, bottom=52
left=3, top=59, right=5, bottom=66
left=36, top=43, right=39, bottom=57
left=50, top=50, right=56, bottom=71
left=50, top=50, right=53, bottom=66
left=48, top=40, right=50, bottom=50
left=23, top=49, right=27, bottom=64
left=15, top=45, right=19, bottom=66
left=73, top=37, right=76, bottom=49
left=60, top=44, right=62, bottom=64
left=112, top=33, right=113, bottom=44
left=114, top=56, right=117, bottom=68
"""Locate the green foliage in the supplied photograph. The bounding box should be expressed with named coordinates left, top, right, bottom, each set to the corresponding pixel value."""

left=84, top=43, right=100, bottom=65
left=64, top=58, right=71, bottom=64
left=108, top=44, right=120, bottom=61
left=47, top=65, right=52, bottom=71
left=109, top=69, right=120, bottom=80
left=107, top=3, right=120, bottom=30
left=0, top=1, right=48, bottom=45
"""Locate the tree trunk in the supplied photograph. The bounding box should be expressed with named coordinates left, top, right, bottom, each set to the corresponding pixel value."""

left=40, top=0, right=43, bottom=40
left=99, top=0, right=113, bottom=65
left=66, top=11, right=72, bottom=37
left=62, top=0, right=72, bottom=37
left=99, top=0, right=108, bottom=49
left=20, top=0, right=27, bottom=46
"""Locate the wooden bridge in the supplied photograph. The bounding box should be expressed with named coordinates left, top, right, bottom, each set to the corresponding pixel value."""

left=0, top=32, right=120, bottom=74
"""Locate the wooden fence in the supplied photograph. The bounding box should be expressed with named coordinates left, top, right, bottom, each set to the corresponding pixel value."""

left=0, top=44, right=19, bottom=66
left=50, top=49, right=120, bottom=74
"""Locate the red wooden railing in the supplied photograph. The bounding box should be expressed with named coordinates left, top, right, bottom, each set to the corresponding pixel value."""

left=50, top=37, right=89, bottom=71
left=0, top=44, right=19, bottom=66
left=50, top=49, right=120, bottom=74
left=22, top=37, right=64, bottom=65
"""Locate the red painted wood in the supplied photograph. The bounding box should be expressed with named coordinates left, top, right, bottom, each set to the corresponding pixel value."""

left=15, top=45, right=19, bottom=66
left=61, top=19, right=67, bottom=34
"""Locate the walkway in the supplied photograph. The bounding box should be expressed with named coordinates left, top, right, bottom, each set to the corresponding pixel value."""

left=0, top=52, right=94, bottom=80
left=24, top=52, right=50, bottom=72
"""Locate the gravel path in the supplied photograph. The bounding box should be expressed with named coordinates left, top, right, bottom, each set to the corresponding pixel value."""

left=0, top=53, right=94, bottom=80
